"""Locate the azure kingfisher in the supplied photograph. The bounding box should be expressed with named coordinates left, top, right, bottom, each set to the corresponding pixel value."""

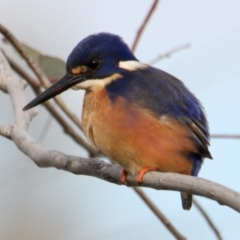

left=23, top=33, right=212, bottom=210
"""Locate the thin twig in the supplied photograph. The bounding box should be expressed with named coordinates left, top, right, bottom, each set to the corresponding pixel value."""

left=2, top=51, right=97, bottom=155
left=37, top=115, right=52, bottom=143
left=211, top=134, right=240, bottom=139
left=149, top=43, right=191, bottom=65
left=110, top=159, right=184, bottom=235
left=0, top=23, right=83, bottom=131
left=131, top=0, right=159, bottom=52
left=1, top=49, right=40, bottom=89
left=133, top=187, right=186, bottom=240
left=193, top=198, right=223, bottom=240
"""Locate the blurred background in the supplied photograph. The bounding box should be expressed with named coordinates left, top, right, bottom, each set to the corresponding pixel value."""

left=0, top=0, right=240, bottom=239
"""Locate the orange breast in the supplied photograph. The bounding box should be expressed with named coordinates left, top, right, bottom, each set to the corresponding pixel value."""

left=82, top=88, right=197, bottom=176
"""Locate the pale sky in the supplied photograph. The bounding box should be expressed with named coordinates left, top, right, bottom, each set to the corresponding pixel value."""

left=0, top=1, right=240, bottom=239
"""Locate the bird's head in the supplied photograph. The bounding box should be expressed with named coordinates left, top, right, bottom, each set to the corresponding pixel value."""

left=23, top=32, right=143, bottom=111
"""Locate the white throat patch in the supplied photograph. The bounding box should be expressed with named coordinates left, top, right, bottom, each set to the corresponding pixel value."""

left=71, top=73, right=122, bottom=92
left=118, top=60, right=147, bottom=71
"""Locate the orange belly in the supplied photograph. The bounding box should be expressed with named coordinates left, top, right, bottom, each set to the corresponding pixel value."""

left=82, top=89, right=197, bottom=176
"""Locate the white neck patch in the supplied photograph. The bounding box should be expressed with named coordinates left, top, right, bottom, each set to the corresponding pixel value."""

left=71, top=73, right=122, bottom=92
left=118, top=60, right=147, bottom=71
left=71, top=61, right=147, bottom=92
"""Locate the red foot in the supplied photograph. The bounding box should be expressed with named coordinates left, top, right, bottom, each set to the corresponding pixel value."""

left=137, top=167, right=154, bottom=185
left=121, top=169, right=128, bottom=185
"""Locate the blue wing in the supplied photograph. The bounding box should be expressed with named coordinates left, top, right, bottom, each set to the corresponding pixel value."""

left=106, top=65, right=212, bottom=173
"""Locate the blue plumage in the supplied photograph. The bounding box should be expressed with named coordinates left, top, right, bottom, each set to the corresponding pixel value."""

left=67, top=33, right=137, bottom=79
left=107, top=65, right=212, bottom=166
left=66, top=32, right=212, bottom=175
left=23, top=32, right=212, bottom=210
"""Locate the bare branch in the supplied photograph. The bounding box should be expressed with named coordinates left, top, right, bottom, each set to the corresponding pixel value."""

left=10, top=135, right=240, bottom=214
left=2, top=49, right=97, bottom=156
left=134, top=187, right=186, bottom=240
left=37, top=115, right=52, bottom=142
left=211, top=134, right=240, bottom=139
left=1, top=51, right=240, bottom=215
left=131, top=0, right=159, bottom=52
left=0, top=24, right=237, bottom=240
left=149, top=43, right=191, bottom=65
left=193, top=198, right=223, bottom=240
left=0, top=23, right=84, bottom=132
left=2, top=50, right=41, bottom=89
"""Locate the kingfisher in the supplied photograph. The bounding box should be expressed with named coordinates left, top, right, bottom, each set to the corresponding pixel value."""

left=23, top=33, right=212, bottom=210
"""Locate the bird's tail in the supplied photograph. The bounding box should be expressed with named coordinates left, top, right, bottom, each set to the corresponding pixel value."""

left=180, top=192, right=192, bottom=210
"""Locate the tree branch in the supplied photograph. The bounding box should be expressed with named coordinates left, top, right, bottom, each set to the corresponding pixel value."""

left=134, top=187, right=186, bottom=240
left=211, top=134, right=240, bottom=139
left=0, top=125, right=13, bottom=140
left=1, top=51, right=240, bottom=215
left=0, top=23, right=84, bottom=133
left=1, top=49, right=97, bottom=156
left=7, top=130, right=240, bottom=214
left=1, top=49, right=41, bottom=89
left=148, top=43, right=191, bottom=65
left=2, top=28, right=182, bottom=238
left=193, top=198, right=223, bottom=240
left=0, top=22, right=235, bottom=240
left=37, top=115, right=52, bottom=142
left=131, top=0, right=159, bottom=52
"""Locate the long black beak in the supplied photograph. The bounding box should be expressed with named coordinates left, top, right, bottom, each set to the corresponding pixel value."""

left=23, top=74, right=85, bottom=111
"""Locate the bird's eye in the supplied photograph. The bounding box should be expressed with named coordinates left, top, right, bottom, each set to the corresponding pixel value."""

left=88, top=58, right=101, bottom=69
